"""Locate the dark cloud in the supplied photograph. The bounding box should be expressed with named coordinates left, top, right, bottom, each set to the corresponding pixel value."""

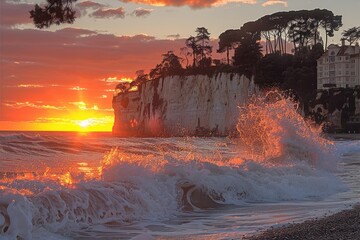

left=56, top=27, right=98, bottom=37
left=0, top=1, right=33, bottom=27
left=131, top=8, right=153, bottom=17
left=76, top=1, right=107, bottom=16
left=90, top=7, right=126, bottom=18
left=167, top=34, right=180, bottom=39
left=76, top=1, right=106, bottom=10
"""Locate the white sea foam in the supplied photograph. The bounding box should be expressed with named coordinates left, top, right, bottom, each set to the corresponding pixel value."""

left=0, top=92, right=349, bottom=239
left=0, top=142, right=346, bottom=239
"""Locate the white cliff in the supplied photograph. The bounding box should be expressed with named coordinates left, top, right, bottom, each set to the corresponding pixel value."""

left=112, top=73, right=257, bottom=136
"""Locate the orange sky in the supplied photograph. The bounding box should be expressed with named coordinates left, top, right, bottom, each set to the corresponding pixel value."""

left=0, top=1, right=223, bottom=132
left=0, top=0, right=358, bottom=131
left=0, top=8, right=190, bottom=131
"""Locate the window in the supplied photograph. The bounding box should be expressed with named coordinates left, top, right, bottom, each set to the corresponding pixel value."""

left=330, top=56, right=335, bottom=62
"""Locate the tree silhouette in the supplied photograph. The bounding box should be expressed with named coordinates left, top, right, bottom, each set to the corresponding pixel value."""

left=342, top=27, right=360, bottom=45
left=321, top=13, right=342, bottom=48
left=180, top=47, right=191, bottom=67
left=30, top=0, right=77, bottom=28
left=115, top=82, right=131, bottom=94
left=132, top=70, right=149, bottom=87
left=258, top=12, right=290, bottom=55
left=149, top=51, right=183, bottom=79
left=161, top=51, right=183, bottom=75
left=185, top=36, right=199, bottom=67
left=149, top=64, right=163, bottom=80
left=218, top=29, right=241, bottom=65
left=195, top=27, right=212, bottom=68
left=233, top=26, right=262, bottom=77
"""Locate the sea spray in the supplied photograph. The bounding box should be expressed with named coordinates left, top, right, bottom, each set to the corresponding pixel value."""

left=236, top=90, right=338, bottom=170
left=0, top=91, right=346, bottom=239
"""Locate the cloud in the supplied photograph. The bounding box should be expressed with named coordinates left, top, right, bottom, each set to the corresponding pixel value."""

left=261, top=0, right=287, bottom=7
left=0, top=1, right=33, bottom=27
left=131, top=8, right=154, bottom=17
left=0, top=26, right=223, bottom=124
left=70, top=86, right=87, bottom=91
left=10, top=84, right=45, bottom=88
left=32, top=116, right=114, bottom=126
left=70, top=102, right=99, bottom=110
left=90, top=7, right=126, bottom=18
left=101, top=77, right=134, bottom=84
left=56, top=28, right=97, bottom=37
left=75, top=1, right=108, bottom=17
left=119, top=0, right=257, bottom=8
left=167, top=34, right=181, bottom=39
left=3, top=101, right=66, bottom=110
left=18, top=84, right=44, bottom=88
left=76, top=1, right=106, bottom=11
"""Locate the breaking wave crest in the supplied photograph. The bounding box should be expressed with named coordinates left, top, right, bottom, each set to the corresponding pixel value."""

left=237, top=90, right=337, bottom=169
left=0, top=91, right=345, bottom=239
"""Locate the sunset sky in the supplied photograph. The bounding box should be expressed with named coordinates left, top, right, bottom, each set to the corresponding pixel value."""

left=0, top=0, right=359, bottom=131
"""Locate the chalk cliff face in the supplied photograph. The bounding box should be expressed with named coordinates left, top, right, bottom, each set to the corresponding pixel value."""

left=112, top=73, right=257, bottom=136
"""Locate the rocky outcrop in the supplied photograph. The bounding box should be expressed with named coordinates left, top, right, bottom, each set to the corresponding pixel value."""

left=112, top=73, right=257, bottom=136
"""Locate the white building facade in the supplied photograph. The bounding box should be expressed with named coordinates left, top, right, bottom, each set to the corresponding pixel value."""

left=317, top=42, right=360, bottom=89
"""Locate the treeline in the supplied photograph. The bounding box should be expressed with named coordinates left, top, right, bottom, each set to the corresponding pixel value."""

left=28, top=3, right=360, bottom=103
left=117, top=9, right=344, bottom=101
left=116, top=27, right=216, bottom=93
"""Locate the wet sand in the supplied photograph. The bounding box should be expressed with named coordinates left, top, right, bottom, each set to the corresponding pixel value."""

left=245, top=205, right=360, bottom=240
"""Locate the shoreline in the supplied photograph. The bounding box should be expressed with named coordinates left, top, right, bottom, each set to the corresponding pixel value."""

left=244, top=205, right=360, bottom=240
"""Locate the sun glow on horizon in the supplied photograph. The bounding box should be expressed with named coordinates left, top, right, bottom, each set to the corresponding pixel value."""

left=71, top=115, right=114, bottom=132
left=79, top=119, right=91, bottom=128
left=0, top=115, right=114, bottom=132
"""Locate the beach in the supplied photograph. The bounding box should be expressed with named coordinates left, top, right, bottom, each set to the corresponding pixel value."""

left=246, top=205, right=360, bottom=240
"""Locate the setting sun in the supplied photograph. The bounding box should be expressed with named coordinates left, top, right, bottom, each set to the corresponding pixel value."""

left=79, top=119, right=91, bottom=128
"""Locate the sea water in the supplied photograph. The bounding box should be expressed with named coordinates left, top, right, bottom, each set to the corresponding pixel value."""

left=1, top=93, right=360, bottom=239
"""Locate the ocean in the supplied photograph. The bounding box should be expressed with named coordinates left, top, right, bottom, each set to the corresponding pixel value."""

left=1, top=96, right=360, bottom=240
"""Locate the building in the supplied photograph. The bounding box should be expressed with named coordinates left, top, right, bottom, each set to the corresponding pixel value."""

left=317, top=41, right=360, bottom=89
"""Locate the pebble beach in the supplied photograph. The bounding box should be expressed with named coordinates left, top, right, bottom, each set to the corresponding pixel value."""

left=246, top=205, right=360, bottom=240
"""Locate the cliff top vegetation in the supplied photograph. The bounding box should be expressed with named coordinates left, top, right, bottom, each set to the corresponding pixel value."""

left=30, top=2, right=360, bottom=105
